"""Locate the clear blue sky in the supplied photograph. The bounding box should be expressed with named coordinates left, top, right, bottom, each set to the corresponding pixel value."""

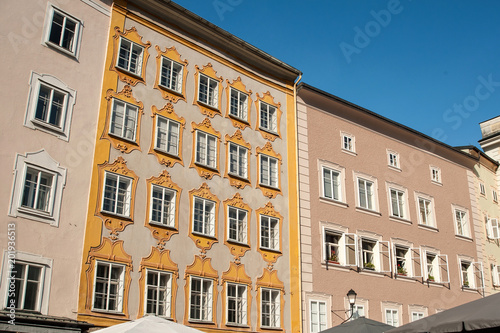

left=173, top=0, right=500, bottom=148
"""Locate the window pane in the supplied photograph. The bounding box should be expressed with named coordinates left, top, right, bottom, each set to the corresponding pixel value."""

left=49, top=12, right=64, bottom=45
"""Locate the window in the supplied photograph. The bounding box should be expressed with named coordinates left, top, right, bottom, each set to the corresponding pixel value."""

left=395, top=246, right=410, bottom=276
left=411, top=312, right=424, bottom=322
left=6, top=262, right=43, bottom=311
left=423, top=251, right=449, bottom=283
left=322, top=167, right=341, bottom=201
left=385, top=309, right=399, bottom=327
left=358, top=178, right=375, bottom=210
left=228, top=143, right=248, bottom=179
left=360, top=237, right=390, bottom=272
left=109, top=99, right=139, bottom=142
left=351, top=304, right=365, bottom=320
left=323, top=229, right=357, bottom=266
left=145, top=270, right=172, bottom=317
left=259, top=101, right=277, bottom=133
left=388, top=151, right=399, bottom=168
left=260, top=154, right=278, bottom=188
left=159, top=57, right=183, bottom=93
left=155, top=116, right=180, bottom=156
left=43, top=5, right=81, bottom=57
left=195, top=131, right=217, bottom=169
left=480, top=183, right=486, bottom=196
left=310, top=300, right=327, bottom=333
left=102, top=172, right=132, bottom=217
left=460, top=260, right=474, bottom=288
left=390, top=188, right=406, bottom=219
left=361, top=239, right=376, bottom=270
left=430, top=166, right=441, bottom=184
left=230, top=88, right=248, bottom=121
left=190, top=277, right=213, bottom=321
left=193, top=197, right=215, bottom=237
left=93, top=261, right=125, bottom=312
left=117, top=38, right=144, bottom=76
left=34, top=84, right=67, bottom=130
left=150, top=185, right=175, bottom=227
left=325, top=232, right=341, bottom=263
left=21, top=167, right=54, bottom=214
left=198, top=74, right=219, bottom=107
left=418, top=197, right=434, bottom=227
left=227, top=283, right=247, bottom=326
left=260, top=215, right=279, bottom=251
left=261, top=288, right=280, bottom=328
left=493, top=190, right=498, bottom=203
left=486, top=217, right=500, bottom=240
left=454, top=208, right=470, bottom=238
left=342, top=133, right=355, bottom=153
left=228, top=207, right=247, bottom=244
left=491, top=264, right=500, bottom=287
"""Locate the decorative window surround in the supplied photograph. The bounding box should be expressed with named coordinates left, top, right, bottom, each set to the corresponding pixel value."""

left=92, top=261, right=125, bottom=312
left=486, top=216, right=500, bottom=240
left=341, top=132, right=356, bottom=155
left=193, top=63, right=223, bottom=117
left=255, top=91, right=282, bottom=141
left=24, top=72, right=76, bottom=141
left=387, top=150, right=400, bottom=170
left=430, top=166, right=442, bottom=185
left=421, top=247, right=449, bottom=284
left=319, top=160, right=346, bottom=204
left=257, top=269, right=284, bottom=330
left=190, top=118, right=221, bottom=180
left=220, top=262, right=251, bottom=329
left=188, top=183, right=219, bottom=253
left=149, top=103, right=185, bottom=168
left=452, top=205, right=471, bottom=239
left=309, top=300, right=327, bottom=333
left=9, top=150, right=66, bottom=226
left=458, top=257, right=484, bottom=291
left=256, top=142, right=282, bottom=199
left=189, top=277, right=214, bottom=321
left=353, top=171, right=379, bottom=213
left=304, top=293, right=332, bottom=333
left=390, top=239, right=417, bottom=278
left=408, top=305, right=427, bottom=322
left=110, top=27, right=150, bottom=86
left=154, top=45, right=188, bottom=102
left=382, top=302, right=402, bottom=327
left=386, top=183, right=410, bottom=221
left=226, top=77, right=252, bottom=130
left=414, top=192, right=436, bottom=228
left=225, top=130, right=251, bottom=189
left=223, top=193, right=251, bottom=261
left=256, top=202, right=283, bottom=265
left=42, top=4, right=82, bottom=58
left=491, top=264, right=500, bottom=287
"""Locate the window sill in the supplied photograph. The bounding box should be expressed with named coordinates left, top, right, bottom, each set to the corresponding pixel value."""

left=461, top=286, right=478, bottom=293
left=431, top=180, right=442, bottom=187
left=194, top=162, right=218, bottom=172
left=31, top=119, right=65, bottom=134
left=18, top=206, right=53, bottom=219
left=259, top=183, right=280, bottom=191
left=228, top=173, right=250, bottom=183
left=388, top=165, right=401, bottom=172
left=389, top=216, right=412, bottom=225
left=359, top=269, right=385, bottom=278
left=321, top=262, right=351, bottom=272
left=228, top=114, right=249, bottom=125
left=341, top=148, right=357, bottom=156
left=91, top=309, right=126, bottom=316
left=100, top=211, right=132, bottom=221
left=260, top=326, right=283, bottom=331
left=418, top=224, right=439, bottom=233
left=425, top=280, right=446, bottom=287
left=149, top=221, right=177, bottom=230
left=44, top=40, right=78, bottom=59
left=225, top=323, right=250, bottom=328
left=154, top=148, right=180, bottom=159
left=259, top=247, right=281, bottom=254
left=196, top=100, right=220, bottom=112
left=355, top=206, right=381, bottom=217
left=191, top=231, right=217, bottom=240
left=395, top=274, right=417, bottom=282
left=319, top=197, right=348, bottom=208
left=115, top=66, right=144, bottom=81
left=455, top=234, right=473, bottom=242
left=258, top=127, right=279, bottom=136
left=188, top=319, right=216, bottom=325
left=157, top=84, right=184, bottom=98
left=227, top=239, right=250, bottom=247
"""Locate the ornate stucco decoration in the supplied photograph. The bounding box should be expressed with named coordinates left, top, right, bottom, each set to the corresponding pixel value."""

left=224, top=129, right=252, bottom=190
left=193, top=63, right=224, bottom=118
left=256, top=268, right=285, bottom=331
left=225, top=77, right=252, bottom=130
left=220, top=262, right=252, bottom=330
left=256, top=142, right=283, bottom=199
left=223, top=193, right=252, bottom=262
left=255, top=91, right=282, bottom=142
left=256, top=202, right=284, bottom=265
left=154, top=45, right=188, bottom=103
left=190, top=118, right=221, bottom=180
left=188, top=183, right=220, bottom=254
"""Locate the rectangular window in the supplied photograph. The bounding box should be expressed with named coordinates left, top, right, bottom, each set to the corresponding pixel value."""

left=160, top=57, right=183, bottom=92
left=117, top=38, right=143, bottom=75
left=395, top=246, right=409, bottom=276
left=385, top=309, right=399, bottom=327
left=480, top=183, right=486, bottom=195
left=388, top=152, right=399, bottom=168
left=193, top=197, right=215, bottom=237
left=424, top=252, right=450, bottom=283
left=260, top=215, right=279, bottom=251
left=195, top=131, right=217, bottom=169
left=229, top=143, right=248, bottom=179
left=411, top=311, right=424, bottom=322
left=45, top=7, right=81, bottom=56
left=35, top=84, right=66, bottom=129
left=358, top=178, right=374, bottom=210
left=418, top=197, right=433, bottom=226
left=227, top=283, right=247, bottom=326
left=431, top=167, right=441, bottom=183
left=342, top=134, right=354, bottom=152
left=351, top=304, right=365, bottom=320
left=310, top=300, right=327, bottom=333
left=21, top=167, right=54, bottom=214
left=190, top=277, right=213, bottom=321
left=261, top=288, right=280, bottom=328
left=150, top=185, right=175, bottom=227
left=260, top=102, right=277, bottom=133
left=155, top=116, right=180, bottom=156
left=198, top=74, right=218, bottom=107
left=361, top=239, right=376, bottom=270
left=493, top=191, right=498, bottom=203
left=230, top=88, right=248, bottom=121
left=455, top=209, right=470, bottom=237
left=93, top=262, right=125, bottom=312
left=102, top=173, right=132, bottom=217
left=110, top=99, right=138, bottom=141
left=325, top=232, right=341, bottom=263
left=322, top=167, right=341, bottom=201
left=461, top=261, right=474, bottom=288
left=491, top=264, right=500, bottom=286
left=228, top=206, right=247, bottom=244
left=145, top=270, right=172, bottom=317
left=260, top=155, right=278, bottom=188
left=390, top=189, right=405, bottom=218
left=6, top=262, right=43, bottom=311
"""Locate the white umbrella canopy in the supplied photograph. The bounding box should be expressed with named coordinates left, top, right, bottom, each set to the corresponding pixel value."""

left=96, top=316, right=206, bottom=333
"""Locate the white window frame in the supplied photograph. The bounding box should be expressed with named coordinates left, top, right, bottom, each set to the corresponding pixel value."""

left=116, top=37, right=144, bottom=76
left=387, top=150, right=400, bottom=169
left=459, top=259, right=475, bottom=289
left=228, top=142, right=248, bottom=179
left=150, top=184, right=176, bottom=227
left=260, top=154, right=278, bottom=188
left=109, top=98, right=139, bottom=142
left=159, top=56, right=183, bottom=93
left=350, top=304, right=365, bottom=321
left=101, top=172, right=133, bottom=218
left=309, top=300, right=327, bottom=332
left=0, top=251, right=52, bottom=315
left=145, top=269, right=172, bottom=317
left=226, top=283, right=247, bottom=326
left=422, top=249, right=449, bottom=284
left=24, top=72, right=76, bottom=141
left=9, top=150, right=66, bottom=226
left=155, top=115, right=180, bottom=156
left=479, top=182, right=486, bottom=196
left=261, top=288, right=280, bottom=329
left=341, top=132, right=355, bottom=153
left=195, top=131, right=217, bottom=169
left=393, top=244, right=412, bottom=277
left=430, top=166, right=441, bottom=184
left=354, top=172, right=378, bottom=212
left=493, top=190, right=498, bottom=203
left=389, top=188, right=407, bottom=219
left=228, top=206, right=247, bottom=244
left=42, top=4, right=82, bottom=58
left=260, top=215, right=279, bottom=251
left=193, top=197, right=216, bottom=237
left=198, top=74, right=219, bottom=108
left=384, top=308, right=400, bottom=327
left=229, top=87, right=249, bottom=121
left=491, top=264, right=500, bottom=287
left=486, top=217, right=500, bottom=240
left=92, top=261, right=125, bottom=313
left=321, top=166, right=342, bottom=201
left=453, top=205, right=471, bottom=238
left=189, top=277, right=213, bottom=322
left=415, top=193, right=436, bottom=228
left=259, top=101, right=277, bottom=133
left=411, top=311, right=424, bottom=322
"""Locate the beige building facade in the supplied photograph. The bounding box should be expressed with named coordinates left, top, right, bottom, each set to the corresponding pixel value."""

left=297, top=84, right=484, bottom=331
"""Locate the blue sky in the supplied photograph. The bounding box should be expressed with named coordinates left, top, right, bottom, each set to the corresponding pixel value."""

left=173, top=0, right=500, bottom=148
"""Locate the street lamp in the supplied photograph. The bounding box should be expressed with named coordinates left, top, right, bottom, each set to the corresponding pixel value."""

left=342, top=289, right=357, bottom=323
